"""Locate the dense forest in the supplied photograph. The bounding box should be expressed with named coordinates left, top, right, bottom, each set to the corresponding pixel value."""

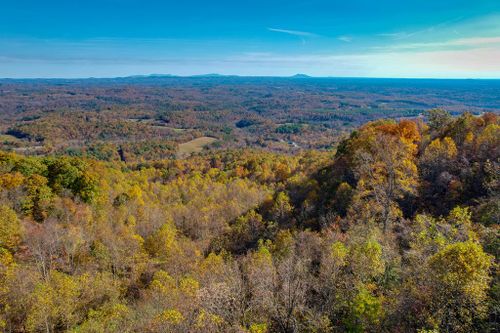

left=1, top=77, right=499, bottom=158
left=0, top=109, right=498, bottom=332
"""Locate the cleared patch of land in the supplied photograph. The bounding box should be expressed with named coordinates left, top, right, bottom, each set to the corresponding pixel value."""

left=177, top=136, right=217, bottom=157
left=0, top=134, right=22, bottom=143
left=165, top=127, right=187, bottom=133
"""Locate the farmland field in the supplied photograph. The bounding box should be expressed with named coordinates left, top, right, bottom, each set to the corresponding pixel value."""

left=177, top=136, right=218, bottom=157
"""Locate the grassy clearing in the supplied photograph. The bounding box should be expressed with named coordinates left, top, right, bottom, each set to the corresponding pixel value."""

left=177, top=136, right=217, bottom=157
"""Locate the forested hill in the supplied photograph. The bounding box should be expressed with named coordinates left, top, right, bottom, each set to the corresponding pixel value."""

left=0, top=111, right=498, bottom=332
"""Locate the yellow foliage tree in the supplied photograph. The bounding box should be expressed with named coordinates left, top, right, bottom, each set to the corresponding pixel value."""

left=0, top=205, right=22, bottom=251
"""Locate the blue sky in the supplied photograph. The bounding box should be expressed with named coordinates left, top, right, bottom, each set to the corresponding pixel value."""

left=1, top=0, right=499, bottom=78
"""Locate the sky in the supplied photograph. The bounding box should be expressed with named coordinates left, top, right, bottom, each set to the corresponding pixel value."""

left=0, top=0, right=499, bottom=78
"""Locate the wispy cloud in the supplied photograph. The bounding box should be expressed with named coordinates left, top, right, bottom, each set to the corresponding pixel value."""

left=2, top=46, right=499, bottom=78
left=374, top=36, right=500, bottom=51
left=267, top=28, right=317, bottom=37
left=225, top=47, right=500, bottom=78
left=378, top=32, right=418, bottom=40
left=378, top=17, right=464, bottom=40
left=338, top=36, right=352, bottom=43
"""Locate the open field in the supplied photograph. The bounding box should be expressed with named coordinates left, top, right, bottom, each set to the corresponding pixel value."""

left=177, top=136, right=217, bottom=157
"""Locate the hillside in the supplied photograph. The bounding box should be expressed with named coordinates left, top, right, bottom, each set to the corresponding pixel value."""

left=0, top=110, right=498, bottom=332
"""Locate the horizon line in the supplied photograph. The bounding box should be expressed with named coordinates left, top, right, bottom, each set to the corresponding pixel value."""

left=1, top=73, right=499, bottom=80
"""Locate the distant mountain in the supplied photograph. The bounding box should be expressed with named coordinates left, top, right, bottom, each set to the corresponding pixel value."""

left=290, top=73, right=312, bottom=78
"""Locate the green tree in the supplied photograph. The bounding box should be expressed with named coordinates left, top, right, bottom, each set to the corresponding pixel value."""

left=271, top=191, right=293, bottom=222
left=425, top=109, right=452, bottom=131
left=349, top=285, right=383, bottom=332
left=22, top=174, right=53, bottom=222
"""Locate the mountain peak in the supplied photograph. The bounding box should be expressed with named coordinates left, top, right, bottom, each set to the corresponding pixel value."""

left=290, top=73, right=312, bottom=78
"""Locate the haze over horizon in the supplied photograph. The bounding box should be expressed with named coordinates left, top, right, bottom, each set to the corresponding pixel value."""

left=1, top=0, right=499, bottom=79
